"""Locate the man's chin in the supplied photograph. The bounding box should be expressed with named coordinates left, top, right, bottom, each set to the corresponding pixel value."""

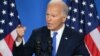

left=47, top=26, right=53, bottom=30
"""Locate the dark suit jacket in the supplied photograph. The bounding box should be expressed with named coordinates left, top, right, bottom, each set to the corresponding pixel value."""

left=13, top=26, right=90, bottom=56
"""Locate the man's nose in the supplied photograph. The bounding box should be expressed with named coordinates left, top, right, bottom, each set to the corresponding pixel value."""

left=47, top=16, right=52, bottom=21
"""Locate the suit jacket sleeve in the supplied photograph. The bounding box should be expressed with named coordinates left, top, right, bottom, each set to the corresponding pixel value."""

left=13, top=30, right=37, bottom=56
left=23, top=30, right=36, bottom=56
left=13, top=41, right=24, bottom=56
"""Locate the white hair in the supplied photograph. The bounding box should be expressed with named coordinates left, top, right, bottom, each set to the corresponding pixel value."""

left=48, top=0, right=69, bottom=16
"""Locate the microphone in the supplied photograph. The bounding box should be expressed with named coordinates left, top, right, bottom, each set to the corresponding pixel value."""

left=35, top=37, right=41, bottom=56
left=47, top=37, right=52, bottom=56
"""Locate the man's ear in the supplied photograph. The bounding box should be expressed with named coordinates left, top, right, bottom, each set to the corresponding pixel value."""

left=62, top=15, right=67, bottom=22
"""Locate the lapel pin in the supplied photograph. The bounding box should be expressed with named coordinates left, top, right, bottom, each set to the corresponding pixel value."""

left=65, top=37, right=68, bottom=40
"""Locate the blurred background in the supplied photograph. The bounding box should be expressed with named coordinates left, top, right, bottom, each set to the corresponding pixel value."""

left=15, top=0, right=100, bottom=41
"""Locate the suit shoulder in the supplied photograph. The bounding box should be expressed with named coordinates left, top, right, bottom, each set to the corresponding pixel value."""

left=65, top=26, right=84, bottom=39
left=32, top=26, right=48, bottom=33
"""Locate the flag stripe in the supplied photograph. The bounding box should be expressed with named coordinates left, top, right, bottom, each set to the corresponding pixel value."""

left=90, top=28, right=100, bottom=51
left=4, top=29, right=17, bottom=52
left=0, top=27, right=20, bottom=56
left=0, top=53, right=2, bottom=56
left=0, top=39, right=12, bottom=56
left=4, top=34, right=14, bottom=51
left=11, top=29, right=17, bottom=40
left=3, top=29, right=17, bottom=56
left=85, top=34, right=100, bottom=56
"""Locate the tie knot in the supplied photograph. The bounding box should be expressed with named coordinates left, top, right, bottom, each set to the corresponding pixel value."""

left=54, top=32, right=58, bottom=35
left=53, top=32, right=58, bottom=38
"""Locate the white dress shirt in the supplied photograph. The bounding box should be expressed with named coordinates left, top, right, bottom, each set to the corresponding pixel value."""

left=51, top=24, right=65, bottom=53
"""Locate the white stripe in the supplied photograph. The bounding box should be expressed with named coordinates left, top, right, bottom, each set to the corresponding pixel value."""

left=11, top=29, right=17, bottom=41
left=90, top=28, right=100, bottom=51
left=0, top=39, right=13, bottom=56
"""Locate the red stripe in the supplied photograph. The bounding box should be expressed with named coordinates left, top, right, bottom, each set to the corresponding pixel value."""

left=0, top=53, right=2, bottom=56
left=4, top=34, right=14, bottom=52
left=84, top=34, right=100, bottom=56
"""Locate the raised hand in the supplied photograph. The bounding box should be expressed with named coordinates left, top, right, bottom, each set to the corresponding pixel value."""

left=16, top=25, right=26, bottom=42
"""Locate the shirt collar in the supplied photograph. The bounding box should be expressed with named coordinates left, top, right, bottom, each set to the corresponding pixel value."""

left=51, top=24, right=65, bottom=38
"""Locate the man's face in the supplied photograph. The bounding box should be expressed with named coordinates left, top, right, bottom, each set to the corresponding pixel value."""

left=46, top=4, right=66, bottom=31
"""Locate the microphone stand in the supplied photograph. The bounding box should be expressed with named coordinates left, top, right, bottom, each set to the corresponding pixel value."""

left=35, top=37, right=41, bottom=56
left=47, top=37, right=52, bottom=56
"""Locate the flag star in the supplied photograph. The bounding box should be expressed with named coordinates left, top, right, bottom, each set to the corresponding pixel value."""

left=71, top=26, right=75, bottom=29
left=79, top=29, right=83, bottom=33
left=73, top=8, right=77, bottom=13
left=81, top=10, right=85, bottom=15
left=0, top=19, right=5, bottom=24
left=17, top=15, right=20, bottom=19
left=10, top=12, right=14, bottom=17
left=87, top=22, right=92, bottom=26
left=66, top=24, right=69, bottom=27
left=2, top=10, right=6, bottom=15
left=3, top=1, right=7, bottom=5
left=11, top=3, right=15, bottom=8
left=72, top=17, right=76, bottom=22
left=74, top=0, right=78, bottom=3
left=80, top=19, right=84, bottom=24
left=0, top=29, right=4, bottom=34
left=97, top=16, right=99, bottom=19
left=67, top=15, right=70, bottom=19
left=90, top=4, right=94, bottom=8
left=69, top=6, right=72, bottom=10
left=88, top=13, right=93, bottom=17
left=82, top=1, right=86, bottom=6
left=9, top=22, right=13, bottom=26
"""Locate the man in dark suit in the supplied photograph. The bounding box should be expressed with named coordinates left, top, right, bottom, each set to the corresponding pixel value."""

left=13, top=0, right=90, bottom=56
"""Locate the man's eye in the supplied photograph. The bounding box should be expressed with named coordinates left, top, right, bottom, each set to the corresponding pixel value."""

left=52, top=15, right=56, bottom=17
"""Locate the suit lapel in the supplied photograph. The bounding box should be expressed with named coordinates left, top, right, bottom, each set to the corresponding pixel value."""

left=56, top=26, right=70, bottom=56
left=43, top=26, right=73, bottom=56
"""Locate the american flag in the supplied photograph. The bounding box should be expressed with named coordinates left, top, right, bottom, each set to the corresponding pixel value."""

left=66, top=0, right=100, bottom=56
left=0, top=0, right=20, bottom=56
